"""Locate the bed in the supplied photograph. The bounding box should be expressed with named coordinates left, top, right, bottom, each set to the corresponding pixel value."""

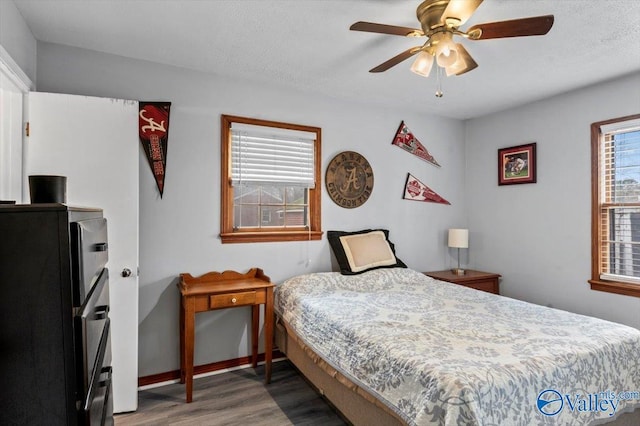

left=274, top=267, right=640, bottom=425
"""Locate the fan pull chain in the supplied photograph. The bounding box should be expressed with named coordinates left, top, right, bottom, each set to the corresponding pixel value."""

left=435, top=66, right=444, bottom=98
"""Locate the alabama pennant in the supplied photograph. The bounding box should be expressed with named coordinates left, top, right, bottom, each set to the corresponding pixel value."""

left=392, top=121, right=440, bottom=167
left=139, top=102, right=171, bottom=197
left=403, top=173, right=450, bottom=205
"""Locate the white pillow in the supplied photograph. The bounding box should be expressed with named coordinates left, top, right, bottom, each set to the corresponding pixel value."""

left=339, top=230, right=398, bottom=273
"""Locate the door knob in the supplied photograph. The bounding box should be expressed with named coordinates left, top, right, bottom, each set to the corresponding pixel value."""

left=121, top=268, right=132, bottom=278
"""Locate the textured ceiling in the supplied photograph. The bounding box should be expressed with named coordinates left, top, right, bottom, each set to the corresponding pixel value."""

left=13, top=0, right=640, bottom=120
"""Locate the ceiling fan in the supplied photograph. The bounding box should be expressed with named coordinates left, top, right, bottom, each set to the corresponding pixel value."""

left=350, top=0, right=554, bottom=79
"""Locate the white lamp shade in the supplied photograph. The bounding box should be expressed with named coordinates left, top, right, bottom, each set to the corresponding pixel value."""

left=410, top=51, right=434, bottom=77
left=445, top=43, right=468, bottom=76
left=435, top=33, right=458, bottom=67
left=448, top=228, right=469, bottom=248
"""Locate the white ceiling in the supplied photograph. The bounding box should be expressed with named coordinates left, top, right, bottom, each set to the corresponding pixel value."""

left=13, top=0, right=640, bottom=120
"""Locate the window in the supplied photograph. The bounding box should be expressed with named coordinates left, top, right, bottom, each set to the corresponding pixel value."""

left=590, top=114, right=640, bottom=297
left=220, top=115, right=322, bottom=243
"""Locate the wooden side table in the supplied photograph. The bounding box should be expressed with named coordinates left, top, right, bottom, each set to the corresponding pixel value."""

left=424, top=269, right=501, bottom=295
left=178, top=268, right=275, bottom=403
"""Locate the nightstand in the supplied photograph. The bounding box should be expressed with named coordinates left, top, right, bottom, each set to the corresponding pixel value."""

left=178, top=268, right=274, bottom=403
left=424, top=269, right=501, bottom=295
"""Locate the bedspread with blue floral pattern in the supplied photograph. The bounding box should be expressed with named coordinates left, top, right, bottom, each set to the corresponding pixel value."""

left=274, top=268, right=640, bottom=425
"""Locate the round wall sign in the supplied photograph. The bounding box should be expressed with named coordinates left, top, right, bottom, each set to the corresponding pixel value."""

left=325, top=151, right=374, bottom=209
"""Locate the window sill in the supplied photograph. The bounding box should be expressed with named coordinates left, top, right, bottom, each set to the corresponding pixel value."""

left=220, top=230, right=323, bottom=244
left=589, top=279, right=640, bottom=298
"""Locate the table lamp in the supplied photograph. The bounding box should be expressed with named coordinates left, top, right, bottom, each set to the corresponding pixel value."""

left=448, top=228, right=468, bottom=275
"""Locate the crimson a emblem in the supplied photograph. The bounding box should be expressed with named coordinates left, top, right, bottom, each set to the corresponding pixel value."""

left=325, top=151, right=374, bottom=209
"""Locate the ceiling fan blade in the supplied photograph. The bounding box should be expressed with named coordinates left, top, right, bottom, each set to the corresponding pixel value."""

left=441, top=0, right=483, bottom=26
left=445, top=44, right=478, bottom=76
left=467, top=15, right=554, bottom=40
left=350, top=21, right=424, bottom=37
left=370, top=47, right=422, bottom=73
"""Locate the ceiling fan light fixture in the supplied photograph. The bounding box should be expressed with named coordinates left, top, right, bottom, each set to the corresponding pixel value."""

left=445, top=59, right=464, bottom=77
left=445, top=43, right=478, bottom=76
left=410, top=51, right=434, bottom=77
left=434, top=33, right=458, bottom=67
left=445, top=46, right=467, bottom=76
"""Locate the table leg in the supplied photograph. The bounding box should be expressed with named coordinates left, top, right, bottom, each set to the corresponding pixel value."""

left=184, top=296, right=195, bottom=403
left=251, top=304, right=259, bottom=368
left=179, top=296, right=185, bottom=384
left=264, top=287, right=274, bottom=384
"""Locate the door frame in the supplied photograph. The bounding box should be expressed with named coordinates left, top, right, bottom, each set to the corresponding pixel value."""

left=0, top=45, right=34, bottom=203
left=0, top=45, right=33, bottom=92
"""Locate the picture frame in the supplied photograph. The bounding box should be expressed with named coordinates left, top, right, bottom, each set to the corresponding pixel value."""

left=498, top=142, right=537, bottom=185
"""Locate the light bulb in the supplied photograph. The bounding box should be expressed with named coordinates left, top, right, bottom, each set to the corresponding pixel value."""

left=435, top=33, right=458, bottom=67
left=410, top=51, right=434, bottom=77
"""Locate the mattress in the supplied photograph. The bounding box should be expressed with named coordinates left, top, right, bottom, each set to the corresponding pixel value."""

left=274, top=268, right=640, bottom=425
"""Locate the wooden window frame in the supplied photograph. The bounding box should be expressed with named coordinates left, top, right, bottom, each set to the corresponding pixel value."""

left=220, top=115, right=322, bottom=243
left=589, top=113, right=640, bottom=298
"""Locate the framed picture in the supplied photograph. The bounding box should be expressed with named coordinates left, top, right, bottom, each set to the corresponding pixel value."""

left=498, top=143, right=536, bottom=185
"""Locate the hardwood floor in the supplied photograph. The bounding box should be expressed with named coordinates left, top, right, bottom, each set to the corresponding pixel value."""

left=115, top=360, right=348, bottom=426
left=113, top=358, right=640, bottom=426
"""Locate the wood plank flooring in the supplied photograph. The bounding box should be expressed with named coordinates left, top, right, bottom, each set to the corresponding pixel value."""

left=114, top=359, right=640, bottom=426
left=115, top=360, right=348, bottom=426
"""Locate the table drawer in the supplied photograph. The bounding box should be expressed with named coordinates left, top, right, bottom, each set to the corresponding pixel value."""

left=210, top=291, right=256, bottom=308
left=461, top=279, right=498, bottom=294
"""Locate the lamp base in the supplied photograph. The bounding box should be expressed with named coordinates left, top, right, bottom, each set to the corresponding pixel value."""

left=451, top=268, right=466, bottom=276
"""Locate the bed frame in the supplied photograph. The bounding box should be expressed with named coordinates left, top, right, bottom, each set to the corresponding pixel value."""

left=276, top=317, right=405, bottom=425
left=275, top=316, right=640, bottom=426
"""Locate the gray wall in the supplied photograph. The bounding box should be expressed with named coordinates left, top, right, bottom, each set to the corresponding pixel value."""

left=465, top=72, right=640, bottom=330
left=36, top=42, right=466, bottom=376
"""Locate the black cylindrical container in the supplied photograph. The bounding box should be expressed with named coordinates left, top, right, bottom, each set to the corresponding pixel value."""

left=29, top=175, right=67, bottom=203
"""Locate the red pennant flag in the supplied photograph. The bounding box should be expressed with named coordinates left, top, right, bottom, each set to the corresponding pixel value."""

left=139, top=102, right=171, bottom=197
left=392, top=121, right=440, bottom=167
left=403, top=173, right=450, bottom=205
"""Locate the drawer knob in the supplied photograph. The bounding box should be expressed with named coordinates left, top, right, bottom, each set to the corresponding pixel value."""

left=231, top=297, right=237, bottom=304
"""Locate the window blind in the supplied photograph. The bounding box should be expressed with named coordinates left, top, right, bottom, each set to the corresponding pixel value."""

left=599, top=119, right=640, bottom=283
left=231, top=123, right=316, bottom=188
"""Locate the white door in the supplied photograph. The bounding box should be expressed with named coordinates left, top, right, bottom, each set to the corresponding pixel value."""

left=26, top=92, right=139, bottom=413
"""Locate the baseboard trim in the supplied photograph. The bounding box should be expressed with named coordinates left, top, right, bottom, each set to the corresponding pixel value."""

left=138, top=350, right=285, bottom=388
